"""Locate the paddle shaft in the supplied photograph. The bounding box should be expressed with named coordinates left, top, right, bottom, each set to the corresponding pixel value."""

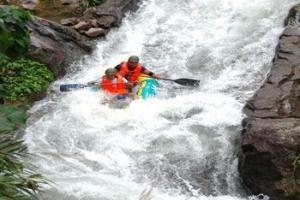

left=60, top=75, right=200, bottom=92
left=60, top=82, right=132, bottom=92
left=139, top=75, right=200, bottom=87
left=139, top=75, right=175, bottom=81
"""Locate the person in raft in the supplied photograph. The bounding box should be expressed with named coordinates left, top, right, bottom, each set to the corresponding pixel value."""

left=114, top=55, right=160, bottom=86
left=100, top=68, right=132, bottom=99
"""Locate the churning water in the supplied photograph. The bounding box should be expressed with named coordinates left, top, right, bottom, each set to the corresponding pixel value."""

left=24, top=0, right=298, bottom=199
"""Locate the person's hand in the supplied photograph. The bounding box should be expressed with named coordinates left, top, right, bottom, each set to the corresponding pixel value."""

left=133, top=81, right=139, bottom=86
left=126, top=82, right=134, bottom=89
left=152, top=74, right=160, bottom=79
left=87, top=81, right=97, bottom=86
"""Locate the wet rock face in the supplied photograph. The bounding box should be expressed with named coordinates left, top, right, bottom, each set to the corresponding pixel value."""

left=27, top=16, right=93, bottom=77
left=239, top=4, right=300, bottom=200
left=25, top=0, right=141, bottom=77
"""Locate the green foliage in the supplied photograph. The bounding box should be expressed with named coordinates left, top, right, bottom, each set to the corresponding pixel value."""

left=88, top=0, right=104, bottom=6
left=0, top=5, right=31, bottom=58
left=0, top=54, right=10, bottom=102
left=0, top=54, right=54, bottom=102
left=0, top=84, right=5, bottom=100
left=0, top=104, right=47, bottom=200
left=293, top=154, right=300, bottom=172
left=0, top=105, right=26, bottom=133
left=0, top=132, right=47, bottom=200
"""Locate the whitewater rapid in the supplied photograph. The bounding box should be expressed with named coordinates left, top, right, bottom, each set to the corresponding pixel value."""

left=24, top=0, right=297, bottom=199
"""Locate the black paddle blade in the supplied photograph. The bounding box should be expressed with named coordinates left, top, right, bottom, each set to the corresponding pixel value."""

left=174, top=78, right=200, bottom=87
left=60, top=84, right=87, bottom=92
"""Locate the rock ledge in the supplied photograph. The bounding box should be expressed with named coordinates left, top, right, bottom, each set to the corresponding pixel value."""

left=239, top=4, right=300, bottom=200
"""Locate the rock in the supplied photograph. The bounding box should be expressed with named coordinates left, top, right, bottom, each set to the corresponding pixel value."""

left=27, top=16, right=93, bottom=77
left=84, top=27, right=106, bottom=37
left=285, top=4, right=300, bottom=26
left=0, top=0, right=8, bottom=4
left=60, top=0, right=77, bottom=5
left=240, top=118, right=300, bottom=200
left=280, top=36, right=299, bottom=44
left=239, top=3, right=300, bottom=200
left=74, top=0, right=142, bottom=37
left=4, top=0, right=39, bottom=11
left=97, top=15, right=117, bottom=28
left=60, top=17, right=76, bottom=26
left=31, top=0, right=81, bottom=23
left=283, top=27, right=300, bottom=36
left=74, top=21, right=90, bottom=30
left=24, top=0, right=142, bottom=77
left=90, top=19, right=98, bottom=27
left=21, top=0, right=38, bottom=11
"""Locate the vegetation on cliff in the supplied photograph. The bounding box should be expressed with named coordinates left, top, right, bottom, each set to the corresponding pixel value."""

left=88, top=0, right=104, bottom=6
left=0, top=105, right=48, bottom=200
left=0, top=5, right=31, bottom=58
left=0, top=5, right=52, bottom=200
left=0, top=54, right=54, bottom=102
left=294, top=153, right=300, bottom=173
left=0, top=5, right=54, bottom=103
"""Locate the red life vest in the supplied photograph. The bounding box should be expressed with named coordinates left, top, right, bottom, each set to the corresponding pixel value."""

left=118, top=62, right=143, bottom=83
left=101, top=74, right=127, bottom=95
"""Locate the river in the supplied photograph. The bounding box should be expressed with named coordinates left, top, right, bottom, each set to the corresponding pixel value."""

left=24, top=0, right=297, bottom=199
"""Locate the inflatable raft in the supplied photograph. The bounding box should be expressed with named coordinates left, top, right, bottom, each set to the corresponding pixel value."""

left=135, top=76, right=159, bottom=100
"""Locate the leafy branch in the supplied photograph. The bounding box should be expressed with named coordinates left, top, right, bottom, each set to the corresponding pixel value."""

left=0, top=5, right=31, bottom=58
left=0, top=104, right=49, bottom=200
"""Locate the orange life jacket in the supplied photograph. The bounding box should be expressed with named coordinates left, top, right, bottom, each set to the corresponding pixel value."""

left=101, top=74, right=127, bottom=95
left=118, top=62, right=143, bottom=83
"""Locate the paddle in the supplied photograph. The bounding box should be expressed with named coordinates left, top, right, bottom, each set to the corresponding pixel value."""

left=157, top=77, right=200, bottom=87
left=60, top=76, right=200, bottom=92
left=140, top=75, right=200, bottom=87
left=59, top=82, right=127, bottom=92
left=60, top=82, right=97, bottom=92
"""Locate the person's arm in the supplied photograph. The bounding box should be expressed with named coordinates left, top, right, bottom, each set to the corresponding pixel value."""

left=141, top=66, right=159, bottom=78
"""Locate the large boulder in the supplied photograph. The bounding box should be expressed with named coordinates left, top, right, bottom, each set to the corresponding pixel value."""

left=27, top=16, right=93, bottom=77
left=239, top=4, right=300, bottom=200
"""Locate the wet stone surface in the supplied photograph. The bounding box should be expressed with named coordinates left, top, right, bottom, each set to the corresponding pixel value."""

left=239, top=4, right=300, bottom=200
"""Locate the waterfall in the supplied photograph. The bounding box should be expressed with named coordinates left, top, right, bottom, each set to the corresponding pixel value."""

left=24, top=0, right=297, bottom=199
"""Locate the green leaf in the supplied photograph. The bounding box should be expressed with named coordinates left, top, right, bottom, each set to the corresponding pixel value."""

left=0, top=116, right=14, bottom=133
left=15, top=39, right=26, bottom=48
left=0, top=84, right=5, bottom=99
left=7, top=110, right=26, bottom=127
left=0, top=5, right=31, bottom=58
left=0, top=30, right=14, bottom=51
left=0, top=105, right=18, bottom=115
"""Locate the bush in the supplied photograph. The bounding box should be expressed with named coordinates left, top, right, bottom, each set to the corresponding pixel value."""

left=0, top=104, right=26, bottom=133
left=88, top=0, right=104, bottom=6
left=0, top=104, right=47, bottom=200
left=0, top=54, right=54, bottom=102
left=0, top=5, right=31, bottom=58
left=0, top=132, right=46, bottom=200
